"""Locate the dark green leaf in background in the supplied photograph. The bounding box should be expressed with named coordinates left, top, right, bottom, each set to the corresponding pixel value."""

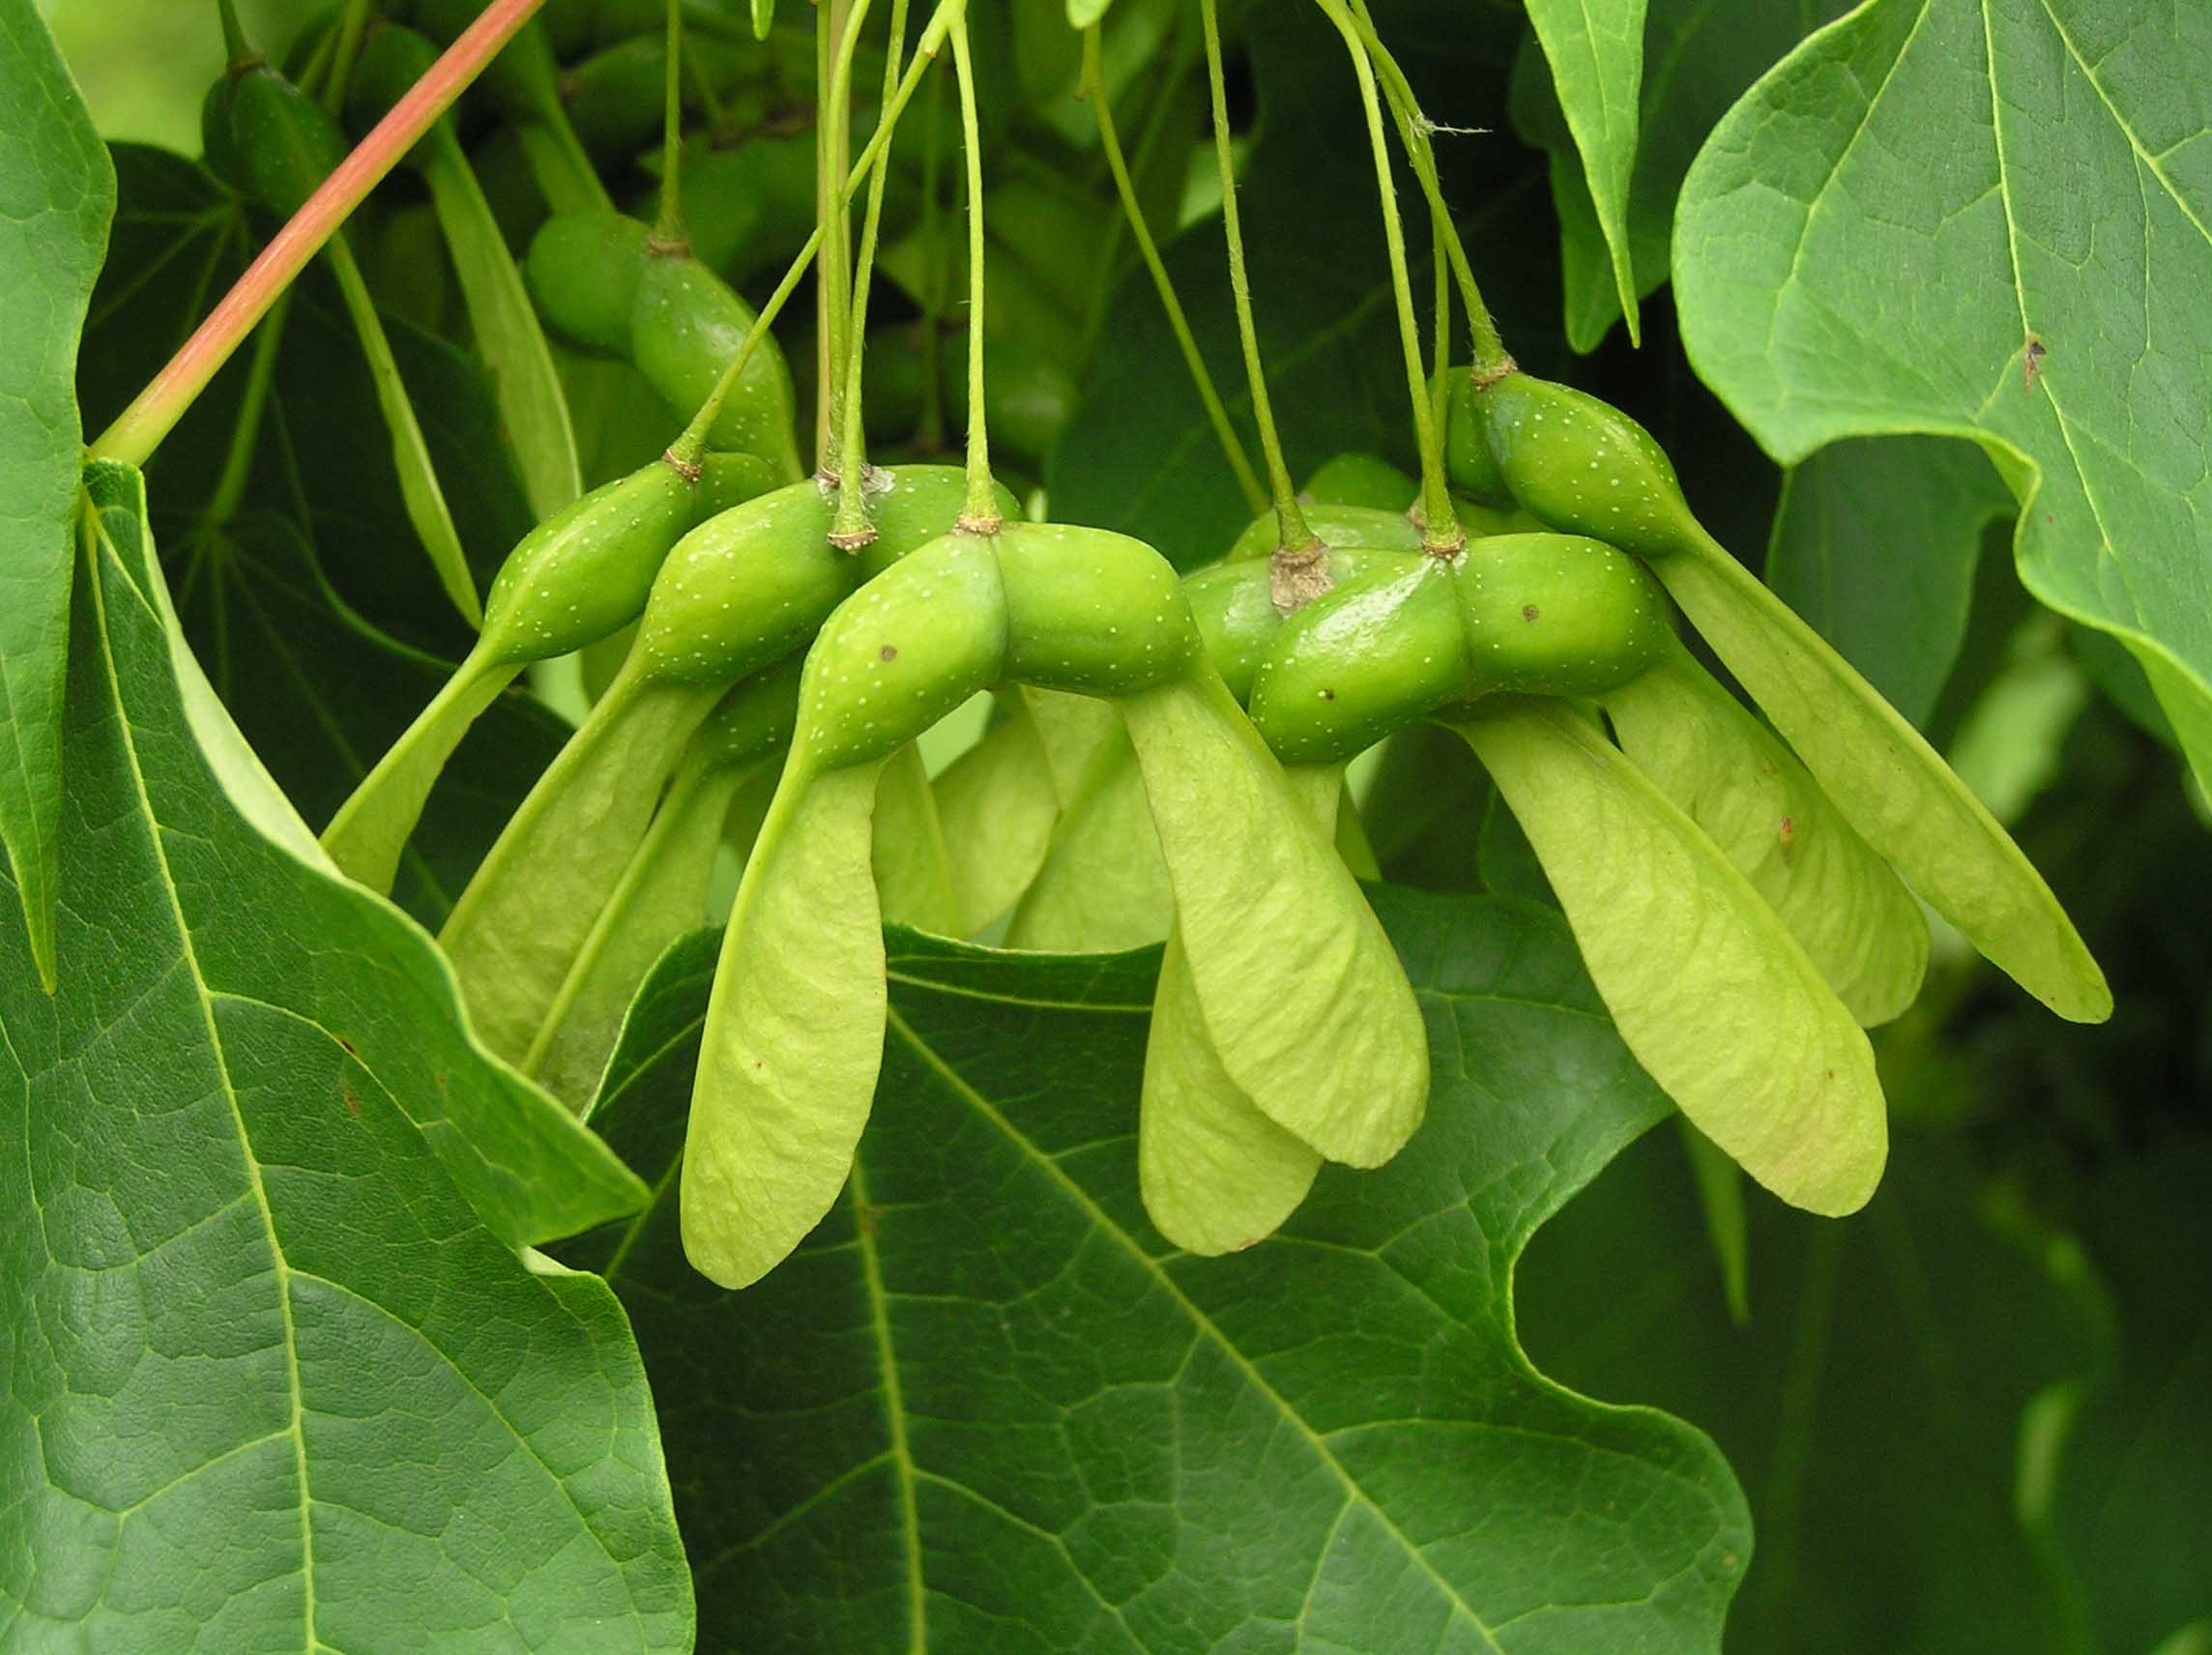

left=1519, top=1127, right=2104, bottom=1655
left=1512, top=0, right=1848, bottom=353
left=566, top=895, right=1750, bottom=1653
left=1674, top=0, right=2212, bottom=794
left=0, top=463, right=684, bottom=1650
left=2043, top=1143, right=2212, bottom=1655
left=1765, top=435, right=2015, bottom=728
left=1519, top=0, right=1648, bottom=344
left=0, top=0, right=114, bottom=989
left=78, top=145, right=564, bottom=930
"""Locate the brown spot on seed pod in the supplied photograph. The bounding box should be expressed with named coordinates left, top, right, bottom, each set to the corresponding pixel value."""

left=1319, top=687, right=1336, bottom=701
left=1522, top=603, right=1540, bottom=622
left=880, top=645, right=898, bottom=661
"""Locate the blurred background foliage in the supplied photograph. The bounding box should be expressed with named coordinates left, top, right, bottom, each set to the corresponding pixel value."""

left=49, top=0, right=2212, bottom=1646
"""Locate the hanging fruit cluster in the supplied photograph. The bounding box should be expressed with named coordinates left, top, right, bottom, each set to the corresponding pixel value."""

left=224, top=0, right=2106, bottom=1289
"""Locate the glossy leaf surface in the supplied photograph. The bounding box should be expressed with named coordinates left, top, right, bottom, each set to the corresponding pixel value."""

left=0, top=0, right=112, bottom=987
left=1, top=465, right=685, bottom=1651
left=566, top=893, right=1749, bottom=1652
left=1674, top=0, right=2212, bottom=791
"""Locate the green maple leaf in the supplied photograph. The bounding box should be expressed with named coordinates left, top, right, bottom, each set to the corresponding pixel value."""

left=0, top=0, right=112, bottom=990
left=1674, top=0, right=2212, bottom=794
left=565, top=899, right=1751, bottom=1653
left=1, top=464, right=685, bottom=1649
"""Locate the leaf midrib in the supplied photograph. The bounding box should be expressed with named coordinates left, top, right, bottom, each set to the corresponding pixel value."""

left=884, top=1004, right=1514, bottom=1654
left=847, top=1153, right=927, bottom=1655
left=83, top=528, right=321, bottom=1646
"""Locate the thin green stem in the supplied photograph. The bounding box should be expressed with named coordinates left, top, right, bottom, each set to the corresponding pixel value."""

left=819, top=0, right=873, bottom=474
left=324, top=231, right=480, bottom=624
left=823, top=0, right=880, bottom=478
left=1198, top=0, right=1308, bottom=553
left=1310, top=0, right=1453, bottom=548
left=812, top=0, right=836, bottom=464
left=1342, top=0, right=1510, bottom=377
left=917, top=67, right=946, bottom=450
left=652, top=0, right=686, bottom=243
left=316, top=0, right=376, bottom=109
left=205, top=291, right=291, bottom=530
left=216, top=0, right=250, bottom=66
left=1428, top=230, right=1451, bottom=474
left=830, top=0, right=915, bottom=545
left=1082, top=26, right=1264, bottom=517
left=671, top=0, right=963, bottom=465
left=94, top=0, right=555, bottom=467
left=948, top=13, right=996, bottom=526
left=1075, top=12, right=1191, bottom=357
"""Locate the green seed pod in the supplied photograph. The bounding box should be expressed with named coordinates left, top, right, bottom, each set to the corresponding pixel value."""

left=478, top=459, right=703, bottom=665
left=1449, top=533, right=1671, bottom=696
left=995, top=521, right=1198, bottom=697
left=1181, top=560, right=1280, bottom=704
left=1225, top=502, right=1422, bottom=564
left=526, top=210, right=651, bottom=357
left=1247, top=562, right=1473, bottom=766
left=1471, top=371, right=1690, bottom=562
left=1184, top=545, right=1426, bottom=704
left=436, top=459, right=983, bottom=1060
left=852, top=467, right=1020, bottom=581
left=936, top=336, right=1078, bottom=467
left=1475, top=370, right=2108, bottom=1024
left=629, top=249, right=804, bottom=479
left=795, top=532, right=1012, bottom=771
left=1443, top=371, right=1513, bottom=507
left=562, top=35, right=666, bottom=160
left=630, top=479, right=845, bottom=686
left=202, top=59, right=346, bottom=218
left=626, top=463, right=979, bottom=689
left=324, top=453, right=731, bottom=894
left=679, top=135, right=819, bottom=280
left=1450, top=500, right=1544, bottom=538
left=1302, top=452, right=1415, bottom=513
left=695, top=450, right=782, bottom=517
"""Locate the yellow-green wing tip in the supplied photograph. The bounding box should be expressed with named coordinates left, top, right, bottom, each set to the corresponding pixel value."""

left=1320, top=1047, right=1429, bottom=1168
left=678, top=1176, right=782, bottom=1291
left=1710, top=1103, right=1886, bottom=1219
left=2043, top=947, right=2113, bottom=1025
